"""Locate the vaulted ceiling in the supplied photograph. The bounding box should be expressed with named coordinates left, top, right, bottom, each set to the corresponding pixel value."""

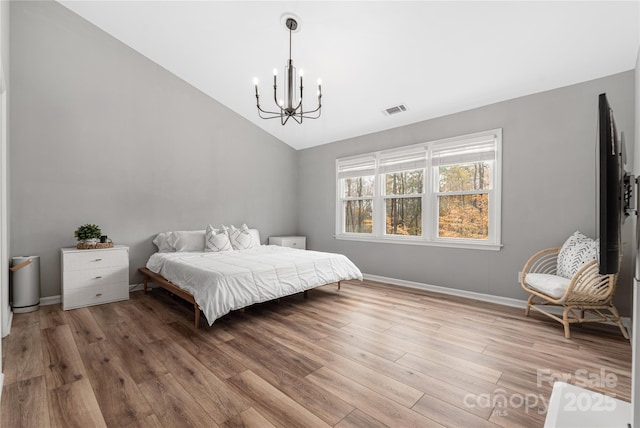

left=58, top=1, right=639, bottom=150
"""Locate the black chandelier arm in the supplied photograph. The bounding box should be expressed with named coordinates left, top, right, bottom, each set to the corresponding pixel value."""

left=272, top=82, right=280, bottom=109
left=296, top=84, right=321, bottom=116
left=258, top=106, right=321, bottom=120
left=300, top=103, right=322, bottom=116
left=256, top=92, right=285, bottom=117
left=299, top=83, right=304, bottom=105
left=281, top=115, right=288, bottom=125
left=259, top=112, right=288, bottom=120
left=298, top=111, right=321, bottom=120
left=256, top=104, right=286, bottom=119
left=303, top=92, right=322, bottom=114
left=258, top=110, right=287, bottom=119
left=290, top=115, right=302, bottom=124
left=256, top=107, right=320, bottom=121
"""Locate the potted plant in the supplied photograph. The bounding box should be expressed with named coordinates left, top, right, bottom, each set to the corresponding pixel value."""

left=74, top=224, right=102, bottom=247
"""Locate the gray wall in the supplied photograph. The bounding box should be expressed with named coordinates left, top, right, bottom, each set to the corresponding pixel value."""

left=10, top=1, right=298, bottom=298
left=298, top=71, right=636, bottom=315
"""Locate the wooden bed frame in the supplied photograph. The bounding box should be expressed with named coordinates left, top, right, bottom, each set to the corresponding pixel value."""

left=138, top=267, right=341, bottom=329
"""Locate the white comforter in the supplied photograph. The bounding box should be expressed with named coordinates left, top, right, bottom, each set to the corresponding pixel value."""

left=146, top=245, right=363, bottom=325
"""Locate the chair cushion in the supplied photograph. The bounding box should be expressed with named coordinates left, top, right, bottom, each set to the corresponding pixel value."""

left=525, top=273, right=570, bottom=299
left=556, top=231, right=598, bottom=279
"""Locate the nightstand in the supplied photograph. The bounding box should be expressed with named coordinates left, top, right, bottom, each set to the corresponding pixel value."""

left=61, top=245, right=129, bottom=310
left=268, top=236, right=306, bottom=250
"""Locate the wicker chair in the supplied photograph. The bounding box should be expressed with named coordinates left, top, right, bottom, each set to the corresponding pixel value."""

left=520, top=247, right=628, bottom=339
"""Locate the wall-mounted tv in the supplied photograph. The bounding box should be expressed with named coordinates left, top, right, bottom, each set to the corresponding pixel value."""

left=597, top=93, right=625, bottom=275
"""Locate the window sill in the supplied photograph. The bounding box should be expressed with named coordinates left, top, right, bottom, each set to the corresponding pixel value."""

left=334, top=234, right=503, bottom=251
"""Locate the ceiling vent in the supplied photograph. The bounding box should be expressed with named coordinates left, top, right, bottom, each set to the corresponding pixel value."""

left=382, top=104, right=408, bottom=116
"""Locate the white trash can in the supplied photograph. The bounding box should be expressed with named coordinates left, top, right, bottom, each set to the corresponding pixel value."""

left=10, top=256, right=40, bottom=313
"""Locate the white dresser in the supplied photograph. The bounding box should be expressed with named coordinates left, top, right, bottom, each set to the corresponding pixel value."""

left=61, top=245, right=129, bottom=310
left=268, top=236, right=306, bottom=250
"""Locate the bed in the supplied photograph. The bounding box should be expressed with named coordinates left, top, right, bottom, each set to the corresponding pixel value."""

left=140, top=243, right=363, bottom=328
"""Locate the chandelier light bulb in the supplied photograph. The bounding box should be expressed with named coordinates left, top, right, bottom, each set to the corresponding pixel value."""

left=278, top=99, right=284, bottom=107
left=299, top=69, right=304, bottom=77
left=273, top=68, right=278, bottom=76
left=317, top=78, right=322, bottom=86
left=253, top=77, right=259, bottom=85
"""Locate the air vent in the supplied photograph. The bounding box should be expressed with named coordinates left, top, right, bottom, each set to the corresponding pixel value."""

left=383, top=104, right=408, bottom=116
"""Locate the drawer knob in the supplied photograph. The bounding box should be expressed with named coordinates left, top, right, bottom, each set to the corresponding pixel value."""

left=94, top=276, right=102, bottom=279
left=94, top=258, right=103, bottom=262
left=96, top=293, right=103, bottom=297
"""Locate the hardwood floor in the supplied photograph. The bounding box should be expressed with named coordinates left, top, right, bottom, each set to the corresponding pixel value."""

left=1, top=280, right=632, bottom=427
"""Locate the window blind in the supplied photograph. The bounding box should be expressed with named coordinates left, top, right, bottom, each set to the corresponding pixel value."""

left=378, top=148, right=427, bottom=174
left=432, top=137, right=496, bottom=167
left=337, top=155, right=376, bottom=179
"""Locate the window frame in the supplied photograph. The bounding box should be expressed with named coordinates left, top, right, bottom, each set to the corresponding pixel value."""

left=335, top=129, right=502, bottom=250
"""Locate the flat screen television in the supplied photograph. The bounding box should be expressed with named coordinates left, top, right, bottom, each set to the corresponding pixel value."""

left=597, top=92, right=624, bottom=275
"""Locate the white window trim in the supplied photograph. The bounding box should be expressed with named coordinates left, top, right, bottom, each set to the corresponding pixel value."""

left=335, top=129, right=503, bottom=250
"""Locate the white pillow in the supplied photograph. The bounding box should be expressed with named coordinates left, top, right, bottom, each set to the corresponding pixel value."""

left=205, top=224, right=232, bottom=252
left=525, top=273, right=570, bottom=299
left=152, top=232, right=175, bottom=253
left=249, top=228, right=261, bottom=246
left=557, top=231, right=599, bottom=279
left=225, top=224, right=259, bottom=250
left=167, top=230, right=206, bottom=252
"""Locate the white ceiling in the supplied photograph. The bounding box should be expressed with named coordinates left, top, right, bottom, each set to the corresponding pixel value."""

left=58, top=1, right=639, bottom=150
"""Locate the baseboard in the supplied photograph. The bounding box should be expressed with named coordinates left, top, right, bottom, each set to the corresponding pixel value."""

left=3, top=310, right=12, bottom=338
left=39, top=295, right=61, bottom=306
left=363, top=273, right=528, bottom=308
left=129, top=282, right=156, bottom=292
left=0, top=372, right=3, bottom=404
left=623, top=317, right=633, bottom=339
left=362, top=273, right=633, bottom=338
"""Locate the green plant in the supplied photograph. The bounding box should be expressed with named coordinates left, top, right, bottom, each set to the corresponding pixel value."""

left=74, top=224, right=102, bottom=242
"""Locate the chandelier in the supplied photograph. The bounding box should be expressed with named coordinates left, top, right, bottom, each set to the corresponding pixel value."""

left=253, top=17, right=322, bottom=125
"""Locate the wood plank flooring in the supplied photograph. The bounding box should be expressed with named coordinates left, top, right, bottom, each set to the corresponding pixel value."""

left=1, top=280, right=632, bottom=427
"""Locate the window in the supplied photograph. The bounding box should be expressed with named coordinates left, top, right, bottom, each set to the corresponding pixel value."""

left=379, top=148, right=427, bottom=237
left=337, top=156, right=376, bottom=234
left=335, top=129, right=502, bottom=250
left=385, top=169, right=424, bottom=236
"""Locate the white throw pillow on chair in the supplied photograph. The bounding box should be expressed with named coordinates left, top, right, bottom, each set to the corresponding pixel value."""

left=556, top=231, right=598, bottom=279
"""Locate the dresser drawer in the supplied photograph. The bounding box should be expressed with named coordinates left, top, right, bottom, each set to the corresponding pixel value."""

left=63, top=266, right=128, bottom=290
left=63, top=283, right=129, bottom=310
left=63, top=248, right=128, bottom=271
